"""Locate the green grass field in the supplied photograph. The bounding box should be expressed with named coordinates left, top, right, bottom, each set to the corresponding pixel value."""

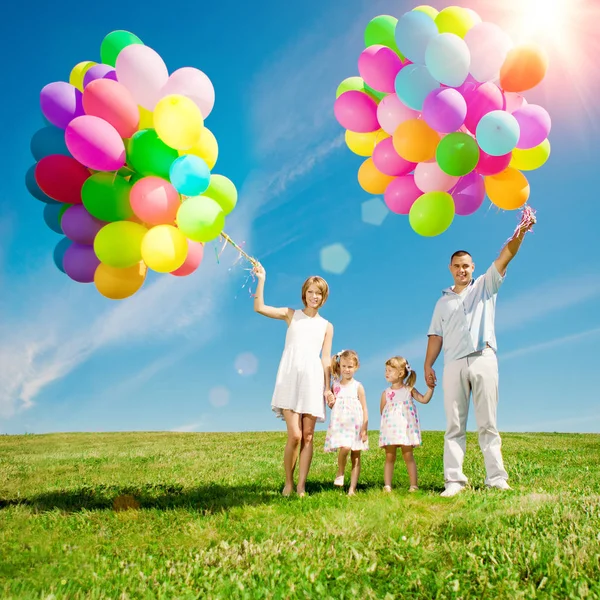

left=1, top=431, right=599, bottom=599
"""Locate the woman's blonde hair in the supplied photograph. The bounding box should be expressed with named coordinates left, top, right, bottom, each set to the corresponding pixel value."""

left=301, top=276, right=329, bottom=307
left=331, top=349, right=359, bottom=381
left=385, top=356, right=416, bottom=388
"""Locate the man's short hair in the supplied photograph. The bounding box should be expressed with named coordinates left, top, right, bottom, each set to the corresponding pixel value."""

left=450, top=250, right=472, bottom=264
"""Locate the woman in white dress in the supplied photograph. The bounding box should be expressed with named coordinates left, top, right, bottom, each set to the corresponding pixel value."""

left=254, top=265, right=334, bottom=497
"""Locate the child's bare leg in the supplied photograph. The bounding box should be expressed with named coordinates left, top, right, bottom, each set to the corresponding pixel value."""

left=384, top=446, right=397, bottom=488
left=348, top=451, right=361, bottom=494
left=282, top=410, right=302, bottom=495
left=337, top=447, right=351, bottom=478
left=401, top=445, right=418, bottom=488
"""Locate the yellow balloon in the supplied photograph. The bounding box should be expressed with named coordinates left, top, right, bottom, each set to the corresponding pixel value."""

left=413, top=5, right=438, bottom=19
left=509, top=139, right=551, bottom=171
left=357, top=158, right=395, bottom=194
left=141, top=225, right=188, bottom=273
left=345, top=130, right=389, bottom=157
left=154, top=94, right=203, bottom=151
left=94, top=262, right=147, bottom=300
left=138, top=106, right=154, bottom=130
left=184, top=127, right=219, bottom=170
left=69, top=61, right=97, bottom=91
left=484, top=168, right=530, bottom=210
left=435, top=6, right=478, bottom=38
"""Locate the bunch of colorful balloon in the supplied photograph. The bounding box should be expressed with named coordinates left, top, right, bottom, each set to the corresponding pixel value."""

left=27, top=30, right=238, bottom=299
left=334, top=5, right=551, bottom=236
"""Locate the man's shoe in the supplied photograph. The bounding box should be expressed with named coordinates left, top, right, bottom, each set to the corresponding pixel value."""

left=440, top=483, right=466, bottom=498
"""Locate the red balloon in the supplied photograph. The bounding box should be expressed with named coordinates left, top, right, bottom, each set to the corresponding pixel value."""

left=475, top=149, right=512, bottom=176
left=171, top=240, right=204, bottom=276
left=34, top=155, right=90, bottom=204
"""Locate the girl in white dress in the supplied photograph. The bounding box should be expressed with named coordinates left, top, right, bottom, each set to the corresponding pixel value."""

left=253, top=264, right=334, bottom=497
left=324, top=350, right=369, bottom=496
left=379, top=356, right=434, bottom=493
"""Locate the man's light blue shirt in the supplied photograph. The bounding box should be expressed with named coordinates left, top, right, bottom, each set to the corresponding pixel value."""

left=428, top=263, right=504, bottom=364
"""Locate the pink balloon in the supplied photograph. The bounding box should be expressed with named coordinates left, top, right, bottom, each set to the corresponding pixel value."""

left=475, top=149, right=512, bottom=176
left=513, top=104, right=551, bottom=149
left=65, top=115, right=126, bottom=171
left=503, top=92, right=527, bottom=114
left=384, top=175, right=421, bottom=214
left=83, top=79, right=140, bottom=138
left=115, top=45, right=169, bottom=110
left=414, top=161, right=458, bottom=193
left=358, top=45, right=404, bottom=94
left=464, top=82, right=504, bottom=133
left=171, top=240, right=204, bottom=276
left=452, top=74, right=479, bottom=100
left=422, top=88, right=467, bottom=133
left=372, top=138, right=416, bottom=176
left=334, top=91, right=379, bottom=133
left=160, top=67, right=215, bottom=119
left=376, top=94, right=418, bottom=135
left=451, top=172, right=485, bottom=216
left=130, top=176, right=181, bottom=225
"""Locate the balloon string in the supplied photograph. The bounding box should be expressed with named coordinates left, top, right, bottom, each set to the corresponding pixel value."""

left=220, top=231, right=259, bottom=268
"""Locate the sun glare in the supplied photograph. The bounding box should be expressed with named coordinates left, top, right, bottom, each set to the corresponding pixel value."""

left=517, top=0, right=572, bottom=41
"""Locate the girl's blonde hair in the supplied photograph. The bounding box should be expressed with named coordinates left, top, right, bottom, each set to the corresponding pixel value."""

left=301, top=276, right=329, bottom=308
left=331, top=349, right=359, bottom=381
left=385, top=356, right=416, bottom=388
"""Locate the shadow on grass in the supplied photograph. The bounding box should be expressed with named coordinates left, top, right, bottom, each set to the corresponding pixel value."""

left=0, top=479, right=447, bottom=513
left=0, top=482, right=280, bottom=514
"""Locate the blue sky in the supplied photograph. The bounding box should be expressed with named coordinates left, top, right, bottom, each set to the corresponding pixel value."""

left=1, top=0, right=599, bottom=436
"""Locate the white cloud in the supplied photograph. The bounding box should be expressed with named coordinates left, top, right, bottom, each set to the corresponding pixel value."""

left=500, top=326, right=600, bottom=361
left=170, top=420, right=207, bottom=433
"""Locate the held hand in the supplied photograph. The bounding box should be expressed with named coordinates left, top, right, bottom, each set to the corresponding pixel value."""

left=325, top=390, right=335, bottom=408
left=424, top=366, right=437, bottom=388
left=253, top=263, right=266, bottom=281
left=360, top=429, right=368, bottom=443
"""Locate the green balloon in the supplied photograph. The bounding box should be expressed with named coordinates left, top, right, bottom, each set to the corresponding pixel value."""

left=336, top=77, right=385, bottom=102
left=127, top=129, right=178, bottom=180
left=81, top=173, right=133, bottom=222
left=94, top=221, right=147, bottom=268
left=177, top=196, right=225, bottom=243
left=100, top=30, right=144, bottom=67
left=364, top=15, right=404, bottom=60
left=409, top=192, right=455, bottom=237
left=204, top=175, right=238, bottom=216
left=436, top=133, right=480, bottom=177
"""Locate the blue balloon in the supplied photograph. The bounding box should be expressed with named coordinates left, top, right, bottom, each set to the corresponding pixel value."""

left=30, top=125, right=71, bottom=162
left=43, top=204, right=64, bottom=234
left=395, top=10, right=439, bottom=65
left=169, top=155, right=210, bottom=197
left=53, top=237, right=72, bottom=273
left=25, top=165, right=58, bottom=204
left=476, top=110, right=520, bottom=156
left=395, top=64, right=439, bottom=111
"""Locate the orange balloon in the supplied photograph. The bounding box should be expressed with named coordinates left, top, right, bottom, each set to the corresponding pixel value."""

left=500, top=43, right=548, bottom=93
left=393, top=119, right=439, bottom=163
left=484, top=168, right=530, bottom=210
left=357, top=158, right=395, bottom=194
left=94, top=261, right=147, bottom=300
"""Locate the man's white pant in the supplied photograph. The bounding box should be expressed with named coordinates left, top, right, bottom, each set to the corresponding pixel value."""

left=442, top=348, right=508, bottom=487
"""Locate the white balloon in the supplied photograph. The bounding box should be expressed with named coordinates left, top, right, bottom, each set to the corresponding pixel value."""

left=425, top=33, right=471, bottom=87
left=465, top=22, right=513, bottom=83
left=160, top=67, right=215, bottom=119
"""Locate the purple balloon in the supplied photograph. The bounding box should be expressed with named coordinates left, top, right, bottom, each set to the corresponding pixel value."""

left=83, top=64, right=118, bottom=88
left=512, top=104, right=551, bottom=150
left=63, top=243, right=100, bottom=283
left=61, top=205, right=106, bottom=245
left=40, top=82, right=84, bottom=130
left=423, top=88, right=467, bottom=133
left=451, top=172, right=485, bottom=216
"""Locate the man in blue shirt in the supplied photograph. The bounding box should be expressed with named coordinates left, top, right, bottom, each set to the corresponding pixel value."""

left=425, top=211, right=536, bottom=497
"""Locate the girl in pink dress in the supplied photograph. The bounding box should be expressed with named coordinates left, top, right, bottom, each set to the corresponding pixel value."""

left=324, top=350, right=369, bottom=496
left=379, top=356, right=434, bottom=493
